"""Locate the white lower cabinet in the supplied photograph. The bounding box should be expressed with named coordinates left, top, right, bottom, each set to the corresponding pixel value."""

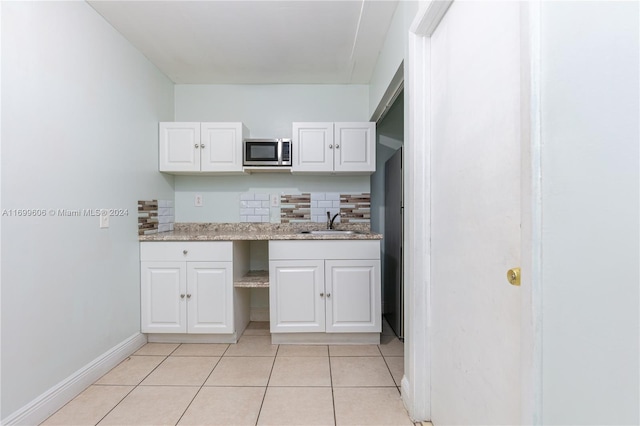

left=269, top=241, right=381, bottom=334
left=186, top=262, right=233, bottom=333
left=270, top=260, right=325, bottom=332
left=325, top=260, right=380, bottom=333
left=140, top=261, right=185, bottom=333
left=140, top=242, right=233, bottom=334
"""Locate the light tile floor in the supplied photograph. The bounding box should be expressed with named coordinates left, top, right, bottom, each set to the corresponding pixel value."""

left=42, top=322, right=415, bottom=426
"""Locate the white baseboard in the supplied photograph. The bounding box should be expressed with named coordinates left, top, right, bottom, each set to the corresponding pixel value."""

left=2, top=333, right=147, bottom=426
left=271, top=332, right=380, bottom=345
left=147, top=333, right=238, bottom=344
left=401, top=376, right=413, bottom=421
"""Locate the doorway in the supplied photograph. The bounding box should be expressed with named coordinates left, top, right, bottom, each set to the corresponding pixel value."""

left=371, top=90, right=405, bottom=340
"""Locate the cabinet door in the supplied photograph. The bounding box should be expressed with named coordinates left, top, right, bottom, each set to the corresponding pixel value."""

left=292, top=122, right=334, bottom=172
left=269, top=260, right=325, bottom=332
left=141, top=261, right=187, bottom=333
left=334, top=122, right=376, bottom=173
left=200, top=123, right=245, bottom=172
left=187, top=262, right=233, bottom=334
left=325, top=260, right=381, bottom=333
left=159, top=122, right=201, bottom=172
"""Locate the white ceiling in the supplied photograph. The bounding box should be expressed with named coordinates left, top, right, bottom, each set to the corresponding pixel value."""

left=88, top=0, right=399, bottom=84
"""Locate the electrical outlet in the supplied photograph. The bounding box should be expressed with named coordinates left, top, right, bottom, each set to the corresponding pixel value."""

left=270, top=193, right=280, bottom=207
left=194, top=194, right=203, bottom=207
left=99, top=210, right=110, bottom=228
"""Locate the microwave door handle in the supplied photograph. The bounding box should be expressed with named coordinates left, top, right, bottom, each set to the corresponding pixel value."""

left=277, top=140, right=282, bottom=165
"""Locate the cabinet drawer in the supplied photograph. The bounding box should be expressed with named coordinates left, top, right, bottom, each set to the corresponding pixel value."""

left=269, top=240, right=379, bottom=260
left=140, top=242, right=232, bottom=262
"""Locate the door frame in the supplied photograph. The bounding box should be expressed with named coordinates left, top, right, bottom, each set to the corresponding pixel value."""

left=402, top=0, right=542, bottom=422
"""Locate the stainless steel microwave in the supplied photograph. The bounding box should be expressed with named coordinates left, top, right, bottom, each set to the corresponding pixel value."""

left=243, top=138, right=292, bottom=166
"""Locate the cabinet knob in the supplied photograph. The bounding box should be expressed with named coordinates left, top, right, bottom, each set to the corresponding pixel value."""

left=329, top=144, right=333, bottom=149
left=320, top=292, right=324, bottom=297
left=335, top=144, right=339, bottom=149
left=187, top=294, right=192, bottom=299
left=183, top=250, right=188, bottom=255
left=201, top=143, right=205, bottom=148
left=326, top=293, right=331, bottom=297
left=194, top=144, right=200, bottom=148
left=180, top=294, right=185, bottom=299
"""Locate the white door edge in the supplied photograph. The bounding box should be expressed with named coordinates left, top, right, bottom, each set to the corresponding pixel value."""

left=404, top=0, right=446, bottom=421
left=520, top=1, right=544, bottom=424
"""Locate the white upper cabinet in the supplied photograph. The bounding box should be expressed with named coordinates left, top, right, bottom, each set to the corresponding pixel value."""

left=200, top=123, right=246, bottom=172
left=333, top=122, right=376, bottom=173
left=292, top=122, right=334, bottom=172
left=159, top=122, right=201, bottom=172
left=159, top=122, right=248, bottom=173
left=292, top=122, right=376, bottom=174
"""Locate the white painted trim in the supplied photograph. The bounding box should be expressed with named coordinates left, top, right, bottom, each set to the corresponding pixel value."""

left=410, top=0, right=453, bottom=36
left=0, top=1, right=4, bottom=417
left=520, top=1, right=544, bottom=424
left=370, top=63, right=404, bottom=123
left=271, top=332, right=380, bottom=345
left=147, top=333, right=238, bottom=344
left=1, top=333, right=147, bottom=426
left=403, top=0, right=452, bottom=421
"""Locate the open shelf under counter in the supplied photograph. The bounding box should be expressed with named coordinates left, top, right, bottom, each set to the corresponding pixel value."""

left=234, top=270, right=269, bottom=288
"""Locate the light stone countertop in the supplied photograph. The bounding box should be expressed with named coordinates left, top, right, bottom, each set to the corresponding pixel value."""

left=139, top=223, right=383, bottom=241
left=234, top=270, right=269, bottom=288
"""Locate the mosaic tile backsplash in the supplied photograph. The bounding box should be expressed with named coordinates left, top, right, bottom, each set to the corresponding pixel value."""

left=138, top=200, right=174, bottom=235
left=279, top=192, right=370, bottom=224
left=280, top=193, right=311, bottom=223
left=340, top=193, right=371, bottom=223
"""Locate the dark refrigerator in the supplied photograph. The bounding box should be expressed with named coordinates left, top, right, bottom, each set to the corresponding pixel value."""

left=384, top=148, right=403, bottom=339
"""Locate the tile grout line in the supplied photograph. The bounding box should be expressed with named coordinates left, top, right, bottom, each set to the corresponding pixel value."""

left=93, top=347, right=174, bottom=425
left=378, top=344, right=402, bottom=390
left=254, top=339, right=279, bottom=426
left=92, top=384, right=138, bottom=426
left=329, top=348, right=338, bottom=426
left=173, top=343, right=230, bottom=425
left=47, top=334, right=408, bottom=425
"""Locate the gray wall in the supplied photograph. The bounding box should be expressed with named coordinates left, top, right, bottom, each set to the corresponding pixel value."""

left=173, top=84, right=372, bottom=222
left=1, top=2, right=175, bottom=419
left=539, top=1, right=639, bottom=423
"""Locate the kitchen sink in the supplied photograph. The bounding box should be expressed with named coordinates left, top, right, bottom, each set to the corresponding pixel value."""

left=299, top=230, right=360, bottom=235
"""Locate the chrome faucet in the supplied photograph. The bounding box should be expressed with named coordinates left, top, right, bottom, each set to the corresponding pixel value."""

left=327, top=211, right=340, bottom=230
